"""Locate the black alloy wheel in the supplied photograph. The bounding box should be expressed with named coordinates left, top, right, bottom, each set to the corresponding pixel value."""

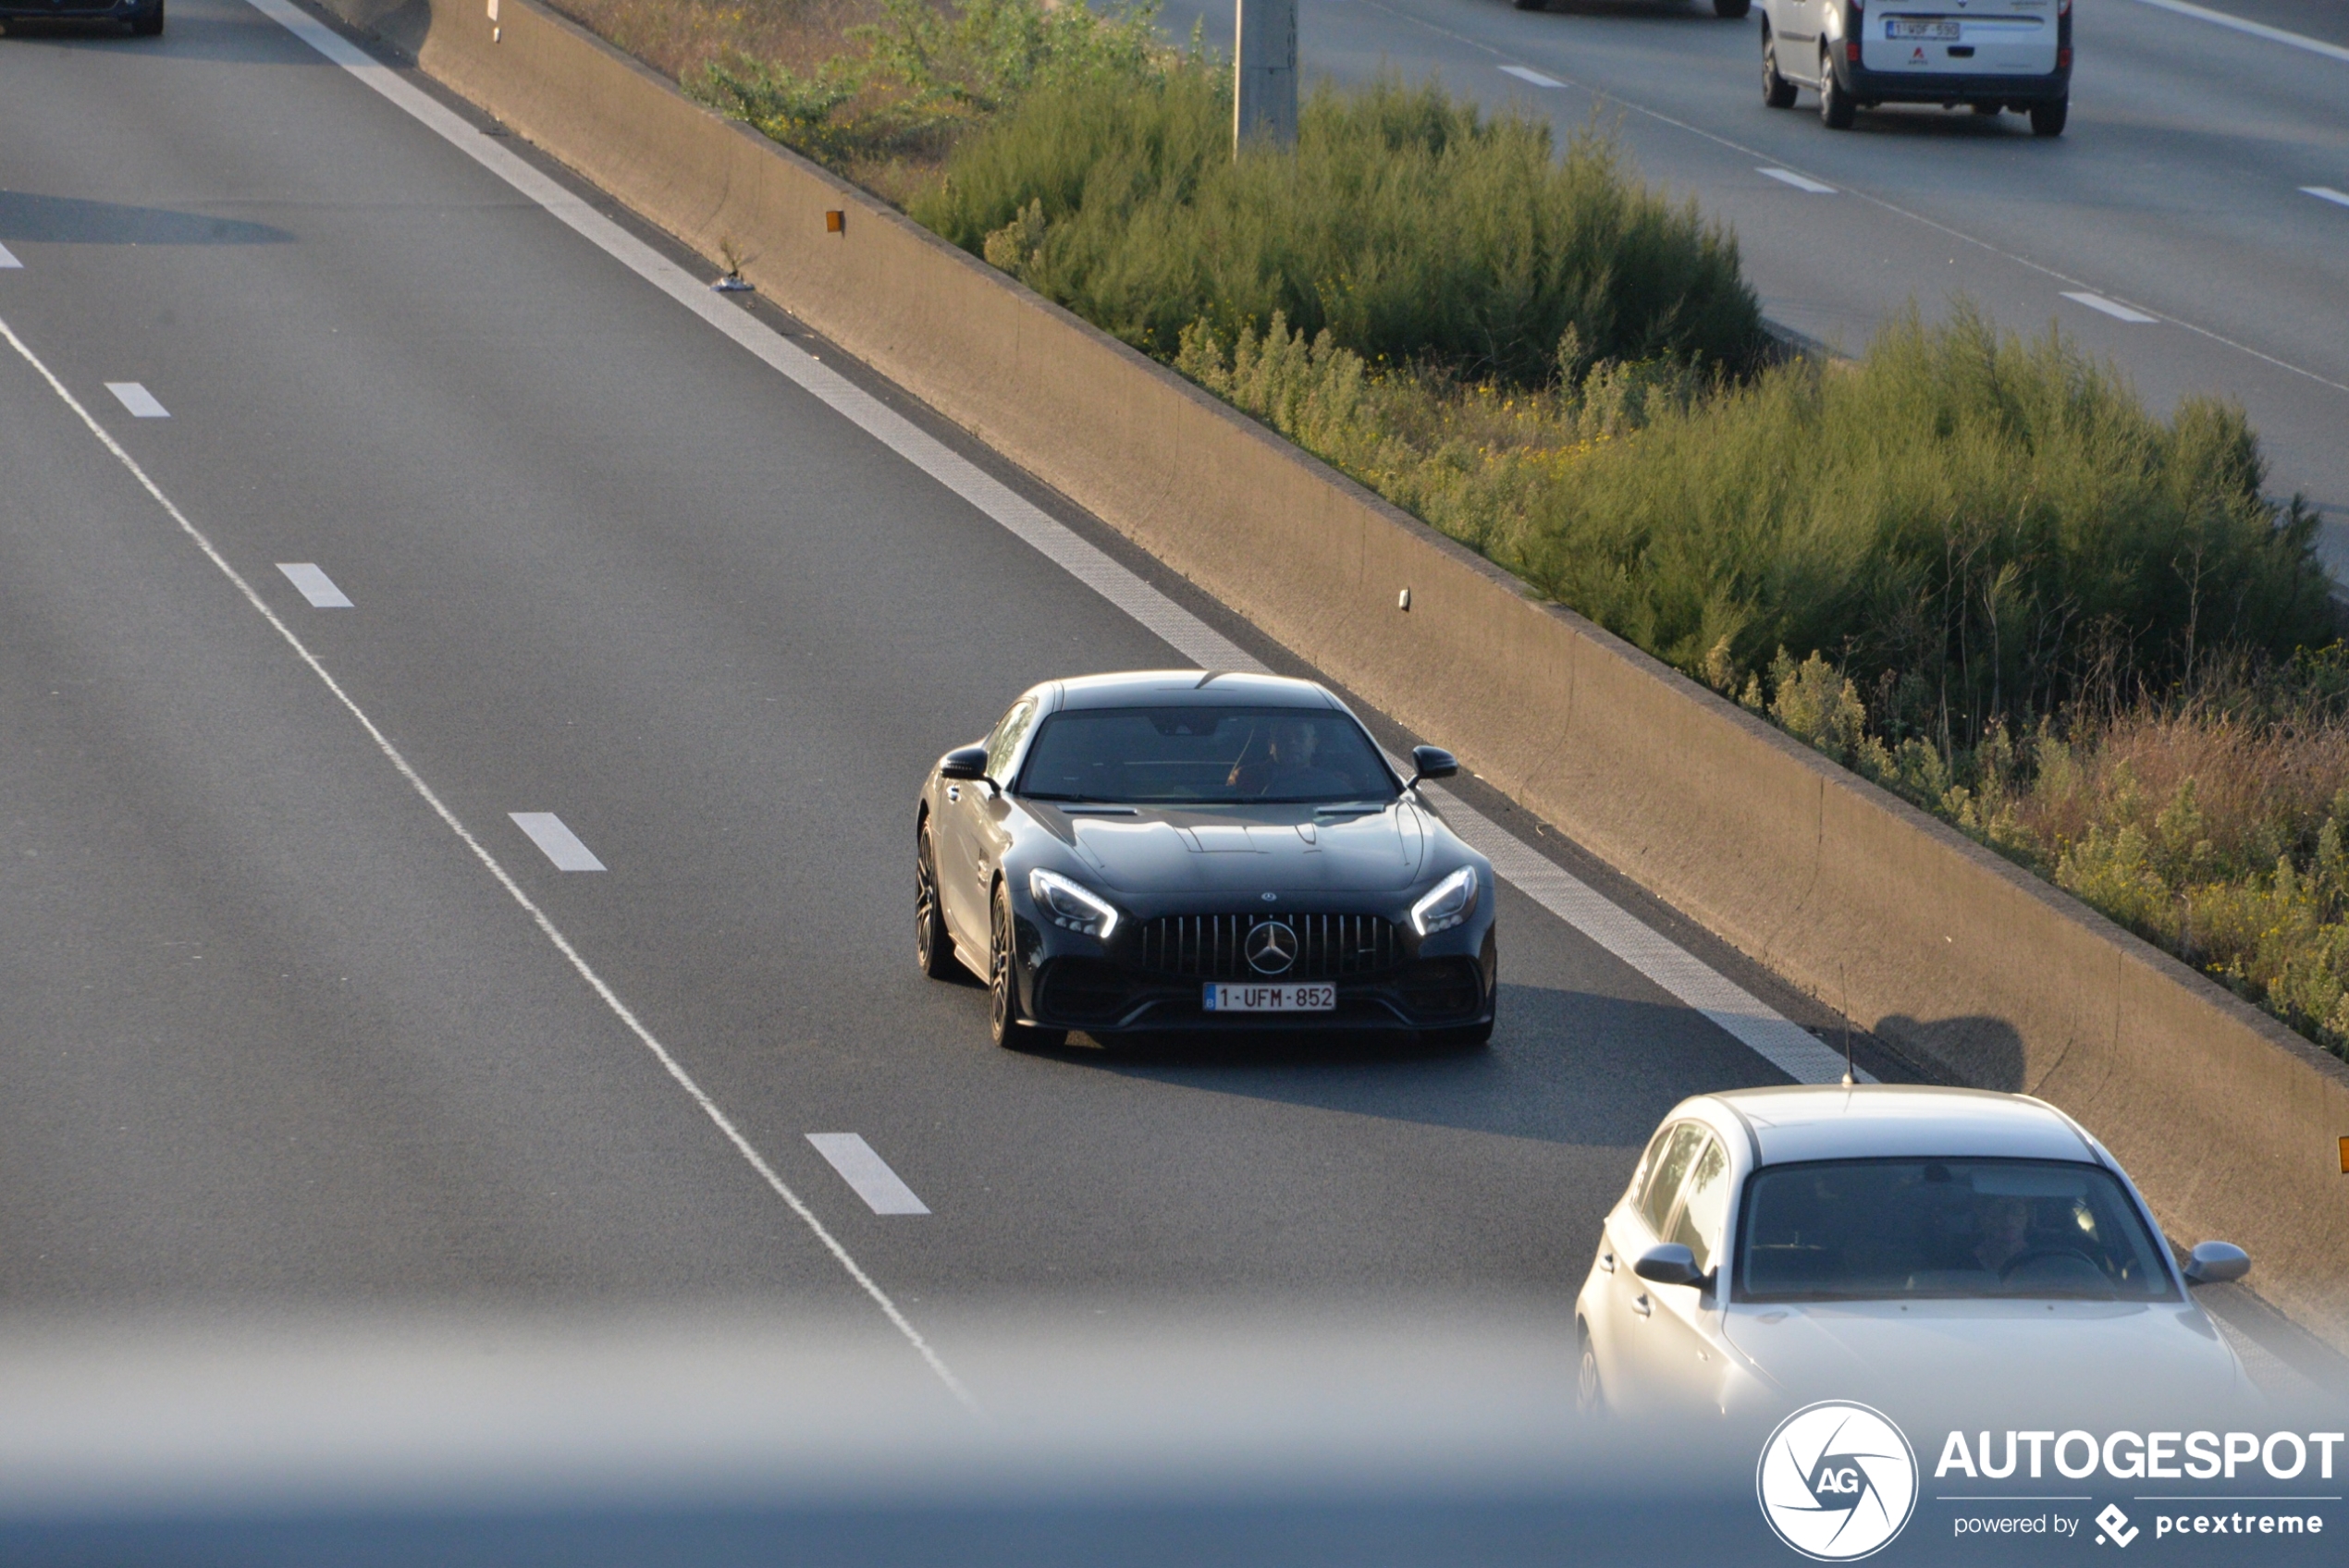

left=1818, top=47, right=1856, bottom=129
left=916, top=821, right=955, bottom=980
left=1762, top=26, right=1796, bottom=108
left=2030, top=98, right=2068, bottom=138
left=989, top=882, right=1066, bottom=1051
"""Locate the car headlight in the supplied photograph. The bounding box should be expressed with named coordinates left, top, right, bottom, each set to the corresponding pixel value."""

left=1028, top=868, right=1121, bottom=938
left=1409, top=866, right=1480, bottom=937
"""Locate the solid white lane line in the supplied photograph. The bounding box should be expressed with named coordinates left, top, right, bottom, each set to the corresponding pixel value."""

left=2062, top=291, right=2159, bottom=325
left=1757, top=167, right=1837, bottom=195
left=2304, top=186, right=2349, bottom=210
left=1499, top=64, right=1565, bottom=88
left=1430, top=798, right=1873, bottom=1085
left=806, top=1134, right=932, bottom=1216
left=509, top=812, right=607, bottom=871
left=105, top=381, right=169, bottom=418
left=0, top=241, right=20, bottom=270
left=2129, top=0, right=2349, bottom=67
left=276, top=562, right=353, bottom=607
left=0, top=311, right=978, bottom=1417
left=240, top=0, right=1860, bottom=1100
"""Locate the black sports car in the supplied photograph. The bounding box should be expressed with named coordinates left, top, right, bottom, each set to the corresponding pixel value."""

left=915, top=671, right=1497, bottom=1049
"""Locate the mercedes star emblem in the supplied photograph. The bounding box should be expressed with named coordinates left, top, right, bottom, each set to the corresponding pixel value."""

left=1245, top=920, right=1299, bottom=975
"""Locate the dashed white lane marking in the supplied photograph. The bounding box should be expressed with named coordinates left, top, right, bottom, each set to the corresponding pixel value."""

left=2304, top=186, right=2349, bottom=210
left=509, top=812, right=607, bottom=871
left=1758, top=167, right=1837, bottom=195
left=806, top=1133, right=932, bottom=1216
left=0, top=305, right=977, bottom=1416
left=2129, top=0, right=2349, bottom=67
left=240, top=0, right=1862, bottom=1159
left=276, top=562, right=353, bottom=607
left=105, top=382, right=169, bottom=418
left=2062, top=291, right=2159, bottom=325
left=1499, top=64, right=1565, bottom=88
left=0, top=242, right=20, bottom=270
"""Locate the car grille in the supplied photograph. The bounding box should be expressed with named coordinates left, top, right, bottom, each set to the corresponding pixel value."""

left=1131, top=913, right=1401, bottom=981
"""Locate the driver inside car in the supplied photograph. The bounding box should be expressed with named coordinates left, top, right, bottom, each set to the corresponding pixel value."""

left=1224, top=718, right=1354, bottom=800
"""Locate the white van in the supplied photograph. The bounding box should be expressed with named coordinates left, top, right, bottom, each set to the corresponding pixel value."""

left=1759, top=0, right=2072, bottom=136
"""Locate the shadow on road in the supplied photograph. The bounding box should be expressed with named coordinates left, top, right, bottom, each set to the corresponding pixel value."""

left=0, top=190, right=294, bottom=246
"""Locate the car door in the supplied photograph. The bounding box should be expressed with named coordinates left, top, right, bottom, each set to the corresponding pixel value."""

left=1643, top=1131, right=1736, bottom=1411
left=939, top=697, right=1036, bottom=953
left=1601, top=1122, right=1703, bottom=1414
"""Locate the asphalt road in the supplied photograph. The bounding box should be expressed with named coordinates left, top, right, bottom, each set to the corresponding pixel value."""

left=1161, top=0, right=2349, bottom=572
left=0, top=0, right=1899, bottom=1392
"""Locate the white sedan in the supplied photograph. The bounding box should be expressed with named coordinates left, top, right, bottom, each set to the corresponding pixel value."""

left=1576, top=1085, right=2251, bottom=1418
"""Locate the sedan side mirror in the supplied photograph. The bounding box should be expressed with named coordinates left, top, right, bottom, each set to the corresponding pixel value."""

left=1632, top=1243, right=1707, bottom=1289
left=1407, top=745, right=1458, bottom=787
left=939, top=745, right=990, bottom=782
left=2183, top=1240, right=2250, bottom=1285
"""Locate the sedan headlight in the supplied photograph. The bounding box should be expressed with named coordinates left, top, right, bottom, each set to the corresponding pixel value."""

left=1409, top=866, right=1480, bottom=937
left=1028, top=868, right=1121, bottom=938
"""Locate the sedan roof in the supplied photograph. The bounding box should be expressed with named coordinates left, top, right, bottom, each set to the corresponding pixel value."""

left=1052, top=670, right=1339, bottom=711
left=1711, top=1085, right=2098, bottom=1167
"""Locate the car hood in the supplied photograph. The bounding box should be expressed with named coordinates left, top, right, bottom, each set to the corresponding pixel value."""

left=1049, top=802, right=1431, bottom=896
left=1720, top=1298, right=2244, bottom=1415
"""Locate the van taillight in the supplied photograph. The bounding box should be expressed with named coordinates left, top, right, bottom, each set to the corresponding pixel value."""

left=1848, top=39, right=1863, bottom=63
left=2058, top=46, right=2072, bottom=67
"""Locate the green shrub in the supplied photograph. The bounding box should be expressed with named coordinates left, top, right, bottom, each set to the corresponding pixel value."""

left=917, top=70, right=1767, bottom=386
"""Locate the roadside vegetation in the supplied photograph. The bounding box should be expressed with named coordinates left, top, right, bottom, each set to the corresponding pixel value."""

left=553, top=0, right=2346, bottom=1059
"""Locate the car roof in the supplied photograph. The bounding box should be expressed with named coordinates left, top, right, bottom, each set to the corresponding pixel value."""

left=1050, top=670, right=1341, bottom=711
left=1705, top=1085, right=2100, bottom=1168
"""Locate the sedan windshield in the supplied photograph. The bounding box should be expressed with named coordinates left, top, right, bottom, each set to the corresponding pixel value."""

left=1016, top=707, right=1398, bottom=805
left=1737, top=1158, right=2175, bottom=1303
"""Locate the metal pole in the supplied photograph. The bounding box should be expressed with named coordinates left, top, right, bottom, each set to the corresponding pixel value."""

left=1234, top=0, right=1297, bottom=152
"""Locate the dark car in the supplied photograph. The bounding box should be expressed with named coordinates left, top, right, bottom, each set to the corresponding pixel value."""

left=915, top=671, right=1497, bottom=1050
left=0, top=0, right=163, bottom=35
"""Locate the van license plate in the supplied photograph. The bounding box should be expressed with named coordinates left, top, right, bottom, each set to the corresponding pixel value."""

left=1204, top=983, right=1335, bottom=1012
left=1889, top=19, right=1961, bottom=39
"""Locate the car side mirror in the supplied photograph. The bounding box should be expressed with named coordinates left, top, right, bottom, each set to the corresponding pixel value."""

left=2183, top=1240, right=2249, bottom=1285
left=1632, top=1243, right=1706, bottom=1289
left=939, top=745, right=990, bottom=782
left=1407, top=745, right=1458, bottom=787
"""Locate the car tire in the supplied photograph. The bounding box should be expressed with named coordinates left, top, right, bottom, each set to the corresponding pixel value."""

left=1715, top=0, right=1752, bottom=17
left=1818, top=48, right=1856, bottom=129
left=1576, top=1319, right=1605, bottom=1416
left=1761, top=26, right=1797, bottom=108
left=2030, top=98, right=2068, bottom=138
left=130, top=0, right=164, bottom=34
left=990, top=881, right=1065, bottom=1051
left=916, top=820, right=957, bottom=981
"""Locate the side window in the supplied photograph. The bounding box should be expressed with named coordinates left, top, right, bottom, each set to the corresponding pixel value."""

left=1638, top=1124, right=1704, bottom=1238
left=1666, top=1135, right=1731, bottom=1276
left=985, top=700, right=1037, bottom=781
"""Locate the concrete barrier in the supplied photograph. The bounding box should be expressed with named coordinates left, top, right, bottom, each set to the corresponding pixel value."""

left=308, top=0, right=2349, bottom=1346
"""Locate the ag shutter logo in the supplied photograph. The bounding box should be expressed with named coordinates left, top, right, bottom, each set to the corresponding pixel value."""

left=1758, top=1402, right=1920, bottom=1561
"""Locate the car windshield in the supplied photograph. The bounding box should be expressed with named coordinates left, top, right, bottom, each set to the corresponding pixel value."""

left=1016, top=706, right=1399, bottom=805
left=1736, top=1158, right=2175, bottom=1303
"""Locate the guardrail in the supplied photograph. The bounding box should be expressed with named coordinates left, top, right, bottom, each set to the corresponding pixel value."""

left=313, top=0, right=2349, bottom=1349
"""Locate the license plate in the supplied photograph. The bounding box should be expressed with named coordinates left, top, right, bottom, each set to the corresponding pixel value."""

left=1203, top=982, right=1335, bottom=1012
left=1889, top=18, right=1961, bottom=39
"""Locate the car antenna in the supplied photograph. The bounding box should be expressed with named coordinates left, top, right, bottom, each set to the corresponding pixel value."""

left=1839, top=964, right=1856, bottom=1088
